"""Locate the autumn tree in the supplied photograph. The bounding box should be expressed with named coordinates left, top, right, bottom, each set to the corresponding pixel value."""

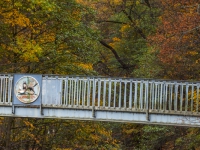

left=0, top=0, right=99, bottom=74
left=0, top=0, right=119, bottom=149
left=79, top=0, right=161, bottom=77
left=151, top=0, right=200, bottom=80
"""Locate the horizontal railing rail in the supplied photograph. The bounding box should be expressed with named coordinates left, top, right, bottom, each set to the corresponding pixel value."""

left=1, top=74, right=200, bottom=115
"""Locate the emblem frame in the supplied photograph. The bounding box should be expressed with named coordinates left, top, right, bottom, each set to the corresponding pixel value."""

left=12, top=74, right=42, bottom=113
left=14, top=76, right=40, bottom=104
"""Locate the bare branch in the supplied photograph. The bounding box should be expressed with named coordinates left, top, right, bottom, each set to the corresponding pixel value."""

left=99, top=40, right=129, bottom=69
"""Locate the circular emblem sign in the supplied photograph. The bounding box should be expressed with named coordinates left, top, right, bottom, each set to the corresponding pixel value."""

left=14, top=76, right=40, bottom=103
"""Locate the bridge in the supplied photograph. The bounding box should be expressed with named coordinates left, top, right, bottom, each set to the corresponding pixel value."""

left=1, top=74, right=200, bottom=127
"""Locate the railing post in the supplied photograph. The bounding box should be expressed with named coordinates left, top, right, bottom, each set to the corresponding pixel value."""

left=92, top=78, right=96, bottom=118
left=65, top=76, right=69, bottom=106
left=124, top=80, right=127, bottom=109
left=139, top=80, right=144, bottom=110
left=103, top=79, right=106, bottom=108
left=151, top=80, right=155, bottom=110
left=197, top=83, right=199, bottom=113
left=174, top=82, right=178, bottom=111
left=191, top=83, right=194, bottom=112
left=185, top=82, right=189, bottom=112
left=97, top=78, right=101, bottom=108
left=76, top=77, right=79, bottom=106
left=119, top=79, right=122, bottom=109
left=114, top=79, right=117, bottom=108
left=134, top=81, right=138, bottom=110
left=145, top=81, right=150, bottom=121
left=129, top=79, right=133, bottom=109
left=180, top=83, right=183, bottom=112
left=8, top=75, right=12, bottom=104
left=159, top=82, right=163, bottom=110
left=108, top=78, right=111, bottom=108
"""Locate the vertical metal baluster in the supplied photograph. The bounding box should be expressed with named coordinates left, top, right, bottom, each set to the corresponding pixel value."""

left=3, top=78, right=6, bottom=103
left=81, top=79, right=84, bottom=106
left=7, top=75, right=10, bottom=103
left=8, top=77, right=12, bottom=103
left=185, top=82, right=189, bottom=112
left=139, top=81, right=143, bottom=110
left=0, top=77, right=2, bottom=103
left=180, top=83, right=183, bottom=112
left=70, top=78, right=74, bottom=105
left=2, top=78, right=4, bottom=103
left=134, top=81, right=138, bottom=109
left=92, top=78, right=96, bottom=108
left=108, top=78, right=112, bottom=108
left=114, top=80, right=117, bottom=108
left=98, top=78, right=101, bottom=107
left=7, top=77, right=9, bottom=103
left=147, top=81, right=149, bottom=110
left=129, top=80, right=133, bottom=109
left=162, top=82, right=165, bottom=111
left=170, top=83, right=173, bottom=110
left=6, top=77, right=8, bottom=103
left=160, top=83, right=163, bottom=110
left=171, top=83, right=174, bottom=111
left=169, top=84, right=172, bottom=111
left=174, top=82, right=178, bottom=111
left=191, top=83, right=194, bottom=112
left=78, top=79, right=81, bottom=106
left=144, top=81, right=148, bottom=111
left=119, top=79, right=122, bottom=109
left=71, top=78, right=74, bottom=106
left=157, top=83, right=160, bottom=110
left=151, top=81, right=155, bottom=110
left=83, top=80, right=87, bottom=106
left=149, top=82, right=152, bottom=110
left=124, top=80, right=127, bottom=108
left=154, top=83, right=158, bottom=110
left=69, top=78, right=72, bottom=105
left=73, top=78, right=77, bottom=106
left=164, top=84, right=168, bottom=111
left=60, top=79, right=63, bottom=105
left=103, top=79, right=106, bottom=107
left=63, top=78, right=66, bottom=105
left=87, top=78, right=90, bottom=107
left=90, top=79, right=92, bottom=106
left=196, top=84, right=199, bottom=112
left=76, top=77, right=79, bottom=106
left=65, top=77, right=69, bottom=106
left=2, top=77, right=4, bottom=103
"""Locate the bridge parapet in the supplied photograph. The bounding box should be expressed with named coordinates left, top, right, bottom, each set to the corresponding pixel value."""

left=1, top=74, right=200, bottom=116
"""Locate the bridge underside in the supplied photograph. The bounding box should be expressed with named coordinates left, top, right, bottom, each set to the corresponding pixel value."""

left=1, top=105, right=200, bottom=127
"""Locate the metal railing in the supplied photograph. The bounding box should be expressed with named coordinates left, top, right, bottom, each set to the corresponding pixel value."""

left=0, top=75, right=13, bottom=104
left=42, top=76, right=200, bottom=114
left=1, top=74, right=200, bottom=114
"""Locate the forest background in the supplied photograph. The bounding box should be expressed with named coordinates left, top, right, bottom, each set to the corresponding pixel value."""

left=0, top=0, right=200, bottom=149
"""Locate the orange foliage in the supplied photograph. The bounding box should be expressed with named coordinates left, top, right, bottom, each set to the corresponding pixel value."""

left=150, top=0, right=200, bottom=79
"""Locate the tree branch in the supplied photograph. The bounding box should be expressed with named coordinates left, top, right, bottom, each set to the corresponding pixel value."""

left=99, top=40, right=129, bottom=69
left=122, top=10, right=147, bottom=39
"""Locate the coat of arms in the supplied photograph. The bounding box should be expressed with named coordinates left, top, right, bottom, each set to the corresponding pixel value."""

left=14, top=76, right=40, bottom=103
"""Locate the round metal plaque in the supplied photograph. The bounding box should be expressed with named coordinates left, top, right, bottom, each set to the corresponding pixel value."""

left=14, top=76, right=40, bottom=103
